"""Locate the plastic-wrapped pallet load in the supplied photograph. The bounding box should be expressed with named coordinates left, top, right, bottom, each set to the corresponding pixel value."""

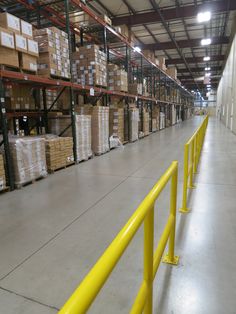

left=0, top=154, right=6, bottom=191
left=152, top=119, right=157, bottom=132
left=92, top=107, right=109, bottom=155
left=142, top=110, right=150, bottom=136
left=129, top=108, right=139, bottom=142
left=45, top=136, right=74, bottom=172
left=9, top=137, right=47, bottom=187
left=75, top=115, right=93, bottom=162
left=160, top=112, right=165, bottom=130
left=109, top=108, right=124, bottom=143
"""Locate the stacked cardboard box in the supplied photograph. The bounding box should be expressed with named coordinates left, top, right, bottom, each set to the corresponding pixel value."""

left=0, top=13, right=39, bottom=70
left=45, top=137, right=74, bottom=171
left=72, top=45, right=107, bottom=87
left=91, top=106, right=109, bottom=155
left=108, top=64, right=128, bottom=92
left=109, top=108, right=124, bottom=143
left=166, top=66, right=177, bottom=80
left=142, top=109, right=150, bottom=136
left=129, top=82, right=143, bottom=95
left=5, top=84, right=35, bottom=110
left=75, top=115, right=93, bottom=162
left=49, top=116, right=72, bottom=137
left=34, top=26, right=70, bottom=79
left=40, top=89, right=59, bottom=110
left=152, top=119, right=157, bottom=132
left=0, top=154, right=6, bottom=191
left=129, top=108, right=139, bottom=142
left=9, top=137, right=47, bottom=186
left=158, top=57, right=167, bottom=71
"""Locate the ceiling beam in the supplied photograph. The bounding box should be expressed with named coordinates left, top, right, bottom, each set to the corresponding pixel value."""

left=112, top=0, right=236, bottom=26
left=177, top=66, right=222, bottom=73
left=145, top=36, right=229, bottom=50
left=166, top=55, right=225, bottom=65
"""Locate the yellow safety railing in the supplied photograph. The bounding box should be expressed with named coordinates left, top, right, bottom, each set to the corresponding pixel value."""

left=179, top=115, right=209, bottom=213
left=59, top=161, right=179, bottom=314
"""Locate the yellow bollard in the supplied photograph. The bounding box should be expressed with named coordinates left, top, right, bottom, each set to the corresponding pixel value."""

left=179, top=145, right=190, bottom=213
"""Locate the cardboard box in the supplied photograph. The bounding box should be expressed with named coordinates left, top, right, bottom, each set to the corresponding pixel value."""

left=0, top=46, right=19, bottom=67
left=0, top=154, right=6, bottom=191
left=20, top=53, right=37, bottom=72
left=0, top=13, right=21, bottom=34
left=166, top=66, right=177, bottom=80
left=21, top=20, right=33, bottom=39
left=14, top=34, right=27, bottom=52
left=27, top=39, right=39, bottom=57
left=0, top=27, right=15, bottom=49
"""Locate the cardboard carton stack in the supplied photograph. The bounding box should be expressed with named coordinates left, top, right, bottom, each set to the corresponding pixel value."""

left=109, top=108, right=124, bottom=143
left=129, top=82, right=143, bottom=95
left=9, top=137, right=47, bottom=186
left=0, top=12, right=39, bottom=71
left=40, top=89, right=59, bottom=110
left=158, top=57, right=167, bottom=71
left=5, top=84, right=35, bottom=110
left=72, top=45, right=107, bottom=87
left=45, top=137, right=74, bottom=172
left=152, top=118, right=157, bottom=132
left=152, top=106, right=160, bottom=131
left=142, top=109, right=150, bottom=136
left=91, top=106, right=109, bottom=155
left=160, top=112, right=165, bottom=130
left=34, top=26, right=70, bottom=79
left=166, top=66, right=177, bottom=80
left=0, top=154, right=6, bottom=191
left=49, top=116, right=72, bottom=137
left=108, top=64, right=128, bottom=92
left=129, top=108, right=139, bottom=142
left=75, top=115, right=93, bottom=162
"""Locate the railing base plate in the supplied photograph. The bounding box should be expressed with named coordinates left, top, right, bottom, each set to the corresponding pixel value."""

left=179, top=207, right=190, bottom=214
left=162, top=254, right=179, bottom=265
left=188, top=184, right=196, bottom=189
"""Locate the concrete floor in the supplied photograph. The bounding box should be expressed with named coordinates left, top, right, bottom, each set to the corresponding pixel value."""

left=0, top=117, right=236, bottom=314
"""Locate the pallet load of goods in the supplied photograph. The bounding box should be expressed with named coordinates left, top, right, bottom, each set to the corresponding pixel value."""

left=0, top=12, right=39, bottom=71
left=0, top=154, right=6, bottom=191
left=34, top=26, right=70, bottom=79
left=152, top=106, right=160, bottom=132
left=108, top=64, right=128, bottom=92
left=72, top=44, right=107, bottom=87
left=129, top=106, right=139, bottom=142
left=44, top=136, right=74, bottom=173
left=109, top=107, right=124, bottom=148
left=142, top=108, right=150, bottom=137
left=75, top=113, right=93, bottom=162
left=160, top=112, right=165, bottom=130
left=9, top=137, right=47, bottom=188
left=4, top=84, right=35, bottom=110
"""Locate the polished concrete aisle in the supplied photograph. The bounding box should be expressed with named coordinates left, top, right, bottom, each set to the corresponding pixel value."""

left=0, top=117, right=235, bottom=313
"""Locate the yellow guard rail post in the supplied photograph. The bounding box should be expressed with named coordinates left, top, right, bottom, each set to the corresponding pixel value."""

left=179, top=115, right=208, bottom=213
left=59, top=161, right=179, bottom=314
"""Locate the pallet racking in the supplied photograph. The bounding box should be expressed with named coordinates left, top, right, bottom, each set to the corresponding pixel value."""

left=0, top=0, right=194, bottom=190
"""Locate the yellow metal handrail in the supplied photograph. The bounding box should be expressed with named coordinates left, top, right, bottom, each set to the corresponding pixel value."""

left=59, top=161, right=179, bottom=314
left=179, top=115, right=208, bottom=213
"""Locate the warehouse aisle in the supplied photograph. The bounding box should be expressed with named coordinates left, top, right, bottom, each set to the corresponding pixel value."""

left=0, top=117, right=235, bottom=314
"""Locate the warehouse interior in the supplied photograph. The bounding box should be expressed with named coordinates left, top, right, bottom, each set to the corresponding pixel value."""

left=0, top=1, right=236, bottom=313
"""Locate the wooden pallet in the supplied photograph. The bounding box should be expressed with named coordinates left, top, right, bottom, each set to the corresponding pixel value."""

left=78, top=155, right=93, bottom=163
left=15, top=175, right=46, bottom=189
left=48, top=162, right=75, bottom=174
left=0, top=187, right=9, bottom=194
left=0, top=64, right=37, bottom=75
left=94, top=150, right=110, bottom=156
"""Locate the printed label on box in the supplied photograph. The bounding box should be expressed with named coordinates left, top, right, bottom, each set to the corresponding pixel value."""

left=15, top=34, right=27, bottom=50
left=21, top=20, right=33, bottom=37
left=1, top=31, right=14, bottom=49
left=28, top=39, right=39, bottom=54
left=30, top=63, right=37, bottom=71
left=6, top=13, right=20, bottom=31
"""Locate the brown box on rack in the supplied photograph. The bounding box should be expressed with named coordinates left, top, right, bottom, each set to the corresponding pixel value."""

left=0, top=13, right=21, bottom=34
left=14, top=34, right=27, bottom=53
left=19, top=53, right=38, bottom=72
left=0, top=27, right=15, bottom=49
left=0, top=46, right=19, bottom=68
left=20, top=19, right=33, bottom=39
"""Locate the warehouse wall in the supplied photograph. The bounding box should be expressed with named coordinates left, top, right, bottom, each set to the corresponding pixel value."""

left=217, top=26, right=236, bottom=133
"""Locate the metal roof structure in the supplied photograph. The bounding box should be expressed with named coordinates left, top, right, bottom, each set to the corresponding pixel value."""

left=0, top=0, right=235, bottom=94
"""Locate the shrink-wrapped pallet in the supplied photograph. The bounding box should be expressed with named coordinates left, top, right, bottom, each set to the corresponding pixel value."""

left=129, top=108, right=139, bottom=142
left=75, top=115, right=93, bottom=162
left=9, top=137, right=47, bottom=186
left=109, top=108, right=124, bottom=143
left=0, top=154, right=6, bottom=191
left=91, top=107, right=109, bottom=155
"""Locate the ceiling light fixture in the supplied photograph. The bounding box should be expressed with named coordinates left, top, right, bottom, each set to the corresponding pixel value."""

left=201, top=38, right=212, bottom=46
left=197, top=11, right=211, bottom=23
left=205, top=72, right=211, bottom=77
left=134, top=46, right=141, bottom=53
left=203, top=56, right=210, bottom=61
left=205, top=67, right=211, bottom=71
